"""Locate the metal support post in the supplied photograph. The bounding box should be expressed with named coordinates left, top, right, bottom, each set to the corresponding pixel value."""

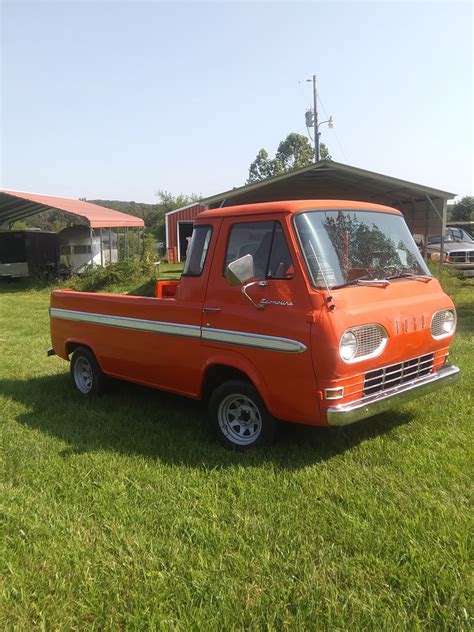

left=422, top=202, right=429, bottom=259
left=99, top=228, right=104, bottom=266
left=440, top=199, right=447, bottom=269
left=89, top=227, right=94, bottom=267
left=109, top=227, right=112, bottom=264
left=425, top=195, right=445, bottom=268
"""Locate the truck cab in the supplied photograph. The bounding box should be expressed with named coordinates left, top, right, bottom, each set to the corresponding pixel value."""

left=50, top=200, right=460, bottom=449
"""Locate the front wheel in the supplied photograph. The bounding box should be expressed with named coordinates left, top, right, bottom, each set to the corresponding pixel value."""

left=208, top=380, right=276, bottom=449
left=70, top=346, right=105, bottom=396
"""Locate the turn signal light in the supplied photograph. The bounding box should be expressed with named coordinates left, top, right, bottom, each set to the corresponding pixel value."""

left=325, top=387, right=344, bottom=400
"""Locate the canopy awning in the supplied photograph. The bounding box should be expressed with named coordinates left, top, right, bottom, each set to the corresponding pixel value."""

left=0, top=189, right=144, bottom=228
left=201, top=160, right=456, bottom=209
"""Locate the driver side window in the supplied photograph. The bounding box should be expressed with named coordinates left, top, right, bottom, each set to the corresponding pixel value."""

left=224, top=221, right=294, bottom=280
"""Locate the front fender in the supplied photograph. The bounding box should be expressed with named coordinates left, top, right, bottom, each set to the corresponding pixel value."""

left=201, top=350, right=274, bottom=415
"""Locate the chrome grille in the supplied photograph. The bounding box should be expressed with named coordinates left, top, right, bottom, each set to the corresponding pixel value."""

left=448, top=251, right=467, bottom=263
left=363, top=353, right=434, bottom=397
left=353, top=325, right=386, bottom=359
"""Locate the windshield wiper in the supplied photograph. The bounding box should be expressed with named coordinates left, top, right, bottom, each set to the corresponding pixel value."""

left=387, top=272, right=432, bottom=282
left=333, top=275, right=390, bottom=289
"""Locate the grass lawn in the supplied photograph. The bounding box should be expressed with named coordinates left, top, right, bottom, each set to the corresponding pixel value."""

left=1, top=270, right=472, bottom=630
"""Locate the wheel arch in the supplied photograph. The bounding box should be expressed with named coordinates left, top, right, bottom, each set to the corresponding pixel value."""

left=200, top=354, right=273, bottom=413
left=65, top=339, right=99, bottom=364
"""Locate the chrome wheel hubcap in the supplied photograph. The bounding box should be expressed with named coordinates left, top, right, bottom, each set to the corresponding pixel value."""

left=218, top=394, right=262, bottom=446
left=74, top=357, right=93, bottom=393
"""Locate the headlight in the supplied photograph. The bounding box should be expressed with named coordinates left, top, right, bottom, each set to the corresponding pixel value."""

left=442, top=310, right=456, bottom=333
left=339, top=331, right=357, bottom=361
left=339, top=324, right=388, bottom=363
left=431, top=309, right=456, bottom=339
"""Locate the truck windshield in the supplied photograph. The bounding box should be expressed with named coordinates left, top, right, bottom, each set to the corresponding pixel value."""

left=294, top=210, right=430, bottom=289
left=428, top=228, right=474, bottom=244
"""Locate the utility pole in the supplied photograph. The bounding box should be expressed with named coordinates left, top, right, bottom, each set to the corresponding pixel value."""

left=305, top=74, right=333, bottom=162
left=312, top=74, right=319, bottom=162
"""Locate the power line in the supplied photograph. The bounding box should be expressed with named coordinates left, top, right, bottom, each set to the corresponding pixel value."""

left=317, top=92, right=350, bottom=163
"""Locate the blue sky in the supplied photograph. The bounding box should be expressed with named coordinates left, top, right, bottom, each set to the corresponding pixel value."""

left=1, top=1, right=473, bottom=203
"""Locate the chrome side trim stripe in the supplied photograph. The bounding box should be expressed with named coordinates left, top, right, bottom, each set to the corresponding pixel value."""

left=50, top=308, right=307, bottom=353
left=201, top=327, right=307, bottom=353
left=50, top=308, right=201, bottom=338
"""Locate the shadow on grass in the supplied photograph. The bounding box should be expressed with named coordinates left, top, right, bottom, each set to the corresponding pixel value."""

left=0, top=278, right=37, bottom=294
left=2, top=372, right=413, bottom=469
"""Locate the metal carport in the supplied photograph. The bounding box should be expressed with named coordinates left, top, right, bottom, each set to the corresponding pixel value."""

left=201, top=160, right=456, bottom=263
left=0, top=189, right=145, bottom=266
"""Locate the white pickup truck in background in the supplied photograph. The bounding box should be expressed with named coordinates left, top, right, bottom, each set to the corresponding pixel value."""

left=426, top=228, right=474, bottom=277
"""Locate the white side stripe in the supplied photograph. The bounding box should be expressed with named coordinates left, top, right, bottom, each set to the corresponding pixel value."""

left=50, top=308, right=307, bottom=353
left=201, top=327, right=307, bottom=353
left=50, top=308, right=201, bottom=338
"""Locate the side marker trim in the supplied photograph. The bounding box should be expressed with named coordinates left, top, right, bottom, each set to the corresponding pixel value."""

left=50, top=307, right=307, bottom=353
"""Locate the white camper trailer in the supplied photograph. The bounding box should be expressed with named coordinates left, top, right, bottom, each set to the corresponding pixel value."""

left=58, top=225, right=118, bottom=273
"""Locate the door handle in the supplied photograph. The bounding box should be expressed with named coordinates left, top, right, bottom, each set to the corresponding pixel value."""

left=241, top=280, right=268, bottom=310
left=203, top=307, right=222, bottom=313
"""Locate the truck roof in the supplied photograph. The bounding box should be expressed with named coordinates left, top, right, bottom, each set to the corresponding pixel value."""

left=196, top=199, right=403, bottom=220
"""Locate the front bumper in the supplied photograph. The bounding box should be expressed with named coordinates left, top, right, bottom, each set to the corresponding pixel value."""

left=327, top=363, right=460, bottom=426
left=445, top=263, right=474, bottom=277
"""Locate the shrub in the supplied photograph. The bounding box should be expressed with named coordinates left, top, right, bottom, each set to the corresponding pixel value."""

left=66, top=258, right=157, bottom=293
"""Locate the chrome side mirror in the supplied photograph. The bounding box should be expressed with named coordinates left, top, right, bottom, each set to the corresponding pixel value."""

left=225, top=254, right=255, bottom=286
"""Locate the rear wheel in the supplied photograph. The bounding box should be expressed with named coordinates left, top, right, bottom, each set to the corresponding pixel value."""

left=70, top=347, right=105, bottom=396
left=208, top=380, right=276, bottom=449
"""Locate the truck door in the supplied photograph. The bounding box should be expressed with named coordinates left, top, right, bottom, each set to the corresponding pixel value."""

left=202, top=215, right=317, bottom=424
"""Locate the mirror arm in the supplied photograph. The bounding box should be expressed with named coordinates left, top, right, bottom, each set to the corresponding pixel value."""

left=241, top=281, right=268, bottom=310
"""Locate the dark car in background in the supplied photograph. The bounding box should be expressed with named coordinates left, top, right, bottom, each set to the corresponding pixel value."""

left=426, top=228, right=474, bottom=277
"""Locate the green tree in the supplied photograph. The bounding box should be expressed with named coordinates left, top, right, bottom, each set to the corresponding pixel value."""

left=275, top=133, right=314, bottom=171
left=247, top=133, right=331, bottom=184
left=247, top=149, right=279, bottom=184
left=320, top=143, right=331, bottom=160
left=450, top=196, right=474, bottom=222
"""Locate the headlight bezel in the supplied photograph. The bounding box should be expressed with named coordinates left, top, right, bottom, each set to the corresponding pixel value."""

left=339, top=324, right=388, bottom=364
left=339, top=330, right=358, bottom=362
left=430, top=308, right=457, bottom=340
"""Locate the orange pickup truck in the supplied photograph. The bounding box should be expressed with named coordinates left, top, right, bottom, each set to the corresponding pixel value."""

left=49, top=200, right=460, bottom=449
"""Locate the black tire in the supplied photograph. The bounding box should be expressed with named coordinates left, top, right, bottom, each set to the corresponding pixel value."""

left=70, top=346, right=106, bottom=396
left=208, top=380, right=276, bottom=450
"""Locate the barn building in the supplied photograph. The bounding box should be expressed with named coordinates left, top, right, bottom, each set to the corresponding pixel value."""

left=165, top=203, right=206, bottom=263
left=165, top=160, right=455, bottom=262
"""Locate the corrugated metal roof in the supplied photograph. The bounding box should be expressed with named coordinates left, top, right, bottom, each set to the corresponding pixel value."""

left=201, top=160, right=456, bottom=208
left=0, top=189, right=145, bottom=228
